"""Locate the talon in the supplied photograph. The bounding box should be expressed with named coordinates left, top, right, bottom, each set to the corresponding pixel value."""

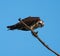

left=31, top=31, right=38, bottom=35
left=35, top=31, right=38, bottom=34
left=31, top=31, right=38, bottom=37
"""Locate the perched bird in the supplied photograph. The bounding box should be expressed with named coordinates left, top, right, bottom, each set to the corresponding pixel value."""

left=7, top=16, right=44, bottom=31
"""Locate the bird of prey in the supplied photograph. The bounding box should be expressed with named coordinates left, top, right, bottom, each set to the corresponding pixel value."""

left=7, top=16, right=44, bottom=31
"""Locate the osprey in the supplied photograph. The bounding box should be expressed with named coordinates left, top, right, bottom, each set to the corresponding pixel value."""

left=7, top=16, right=44, bottom=31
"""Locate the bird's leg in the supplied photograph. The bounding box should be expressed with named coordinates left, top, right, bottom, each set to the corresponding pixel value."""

left=31, top=31, right=38, bottom=37
left=31, top=30, right=38, bottom=35
left=35, top=31, right=38, bottom=34
left=30, top=26, right=38, bottom=34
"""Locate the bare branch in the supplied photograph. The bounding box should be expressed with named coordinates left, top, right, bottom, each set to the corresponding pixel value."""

left=19, top=19, right=60, bottom=56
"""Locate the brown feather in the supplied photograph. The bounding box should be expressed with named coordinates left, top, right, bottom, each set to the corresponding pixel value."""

left=7, top=16, right=40, bottom=31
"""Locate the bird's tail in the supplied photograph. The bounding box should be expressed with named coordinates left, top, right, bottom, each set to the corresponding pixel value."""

left=7, top=25, right=17, bottom=30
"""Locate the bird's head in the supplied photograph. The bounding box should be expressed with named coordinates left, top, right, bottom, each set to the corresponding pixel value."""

left=37, top=20, right=44, bottom=28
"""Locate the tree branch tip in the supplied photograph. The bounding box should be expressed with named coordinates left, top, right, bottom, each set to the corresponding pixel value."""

left=18, top=18, right=21, bottom=21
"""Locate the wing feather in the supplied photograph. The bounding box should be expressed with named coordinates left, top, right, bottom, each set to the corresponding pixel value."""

left=7, top=17, right=40, bottom=31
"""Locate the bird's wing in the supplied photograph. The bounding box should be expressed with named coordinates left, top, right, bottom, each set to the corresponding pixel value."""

left=7, top=17, right=40, bottom=30
left=21, top=17, right=40, bottom=26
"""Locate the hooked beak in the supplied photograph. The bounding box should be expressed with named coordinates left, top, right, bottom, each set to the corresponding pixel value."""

left=39, top=20, right=44, bottom=27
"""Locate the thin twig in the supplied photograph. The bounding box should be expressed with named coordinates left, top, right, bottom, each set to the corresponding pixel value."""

left=19, top=19, right=60, bottom=56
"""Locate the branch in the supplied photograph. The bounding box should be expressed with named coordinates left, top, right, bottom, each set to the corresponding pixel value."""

left=19, top=19, right=60, bottom=56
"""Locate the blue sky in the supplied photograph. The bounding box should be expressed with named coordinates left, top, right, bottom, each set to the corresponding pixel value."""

left=0, top=0, right=60, bottom=56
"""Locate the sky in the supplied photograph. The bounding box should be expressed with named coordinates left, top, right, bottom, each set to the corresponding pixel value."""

left=0, top=0, right=60, bottom=56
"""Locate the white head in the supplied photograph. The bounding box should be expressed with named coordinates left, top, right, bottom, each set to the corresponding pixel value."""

left=37, top=20, right=44, bottom=27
